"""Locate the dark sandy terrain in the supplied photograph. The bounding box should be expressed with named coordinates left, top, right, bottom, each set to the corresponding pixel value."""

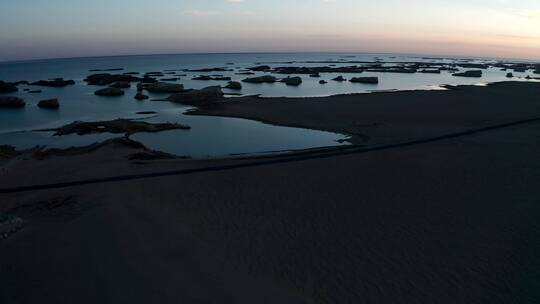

left=1, top=82, right=540, bottom=303
left=190, top=81, right=540, bottom=144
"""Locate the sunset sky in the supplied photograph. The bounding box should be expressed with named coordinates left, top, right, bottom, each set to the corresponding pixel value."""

left=1, top=0, right=540, bottom=61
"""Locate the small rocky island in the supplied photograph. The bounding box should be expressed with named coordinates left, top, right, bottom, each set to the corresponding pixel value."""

left=43, top=119, right=190, bottom=136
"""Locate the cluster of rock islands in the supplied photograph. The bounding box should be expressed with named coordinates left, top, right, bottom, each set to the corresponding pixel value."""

left=1, top=60, right=539, bottom=109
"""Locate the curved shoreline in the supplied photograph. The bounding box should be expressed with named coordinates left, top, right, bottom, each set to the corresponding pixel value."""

left=188, top=81, right=540, bottom=146
left=2, top=79, right=540, bottom=304
left=3, top=115, right=540, bottom=194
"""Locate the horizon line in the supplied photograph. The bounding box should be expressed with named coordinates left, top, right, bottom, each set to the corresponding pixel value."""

left=1, top=50, right=539, bottom=65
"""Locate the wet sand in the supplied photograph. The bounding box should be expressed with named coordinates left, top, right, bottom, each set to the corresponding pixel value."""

left=1, top=82, right=540, bottom=303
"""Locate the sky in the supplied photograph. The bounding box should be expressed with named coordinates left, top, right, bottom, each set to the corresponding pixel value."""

left=1, top=0, right=540, bottom=61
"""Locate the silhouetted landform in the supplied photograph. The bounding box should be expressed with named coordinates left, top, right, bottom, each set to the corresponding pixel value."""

left=144, top=82, right=185, bottom=93
left=246, top=65, right=271, bottom=71
left=166, top=86, right=224, bottom=106
left=0, top=96, right=26, bottom=108
left=85, top=73, right=142, bottom=86
left=0, top=145, right=19, bottom=159
left=37, top=137, right=176, bottom=160
left=134, top=92, right=149, bottom=100
left=28, top=90, right=42, bottom=93
left=452, top=70, right=483, bottom=77
left=332, top=76, right=346, bottom=81
left=94, top=87, right=125, bottom=96
left=419, top=69, right=441, bottom=74
left=141, top=76, right=159, bottom=84
left=349, top=77, right=379, bottom=84
left=109, top=81, right=131, bottom=89
left=281, top=76, right=302, bottom=86
left=42, top=119, right=190, bottom=136
left=184, top=67, right=233, bottom=72
left=192, top=75, right=232, bottom=81
left=0, top=81, right=18, bottom=93
left=225, top=81, right=242, bottom=90
left=249, top=60, right=540, bottom=75
left=89, top=68, right=124, bottom=72
left=242, top=75, right=277, bottom=83
left=30, top=78, right=75, bottom=87
left=37, top=98, right=60, bottom=109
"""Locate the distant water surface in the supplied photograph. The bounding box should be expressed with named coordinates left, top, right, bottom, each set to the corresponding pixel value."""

left=0, top=53, right=537, bottom=157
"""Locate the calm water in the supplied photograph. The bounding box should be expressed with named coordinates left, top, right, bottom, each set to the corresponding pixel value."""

left=0, top=53, right=537, bottom=157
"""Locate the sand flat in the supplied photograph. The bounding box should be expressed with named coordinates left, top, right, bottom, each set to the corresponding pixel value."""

left=1, top=82, right=540, bottom=303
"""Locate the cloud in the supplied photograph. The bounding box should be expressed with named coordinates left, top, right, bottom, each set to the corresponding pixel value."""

left=513, top=9, right=540, bottom=20
left=183, top=10, right=220, bottom=16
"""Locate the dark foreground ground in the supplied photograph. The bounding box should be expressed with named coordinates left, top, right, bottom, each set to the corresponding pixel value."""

left=1, top=82, right=540, bottom=303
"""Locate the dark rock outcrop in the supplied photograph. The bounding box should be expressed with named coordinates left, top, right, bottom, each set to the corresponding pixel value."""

left=506, top=73, right=514, bottom=78
left=419, top=69, right=441, bottom=74
left=349, top=77, right=379, bottom=84
left=134, top=93, right=149, bottom=100
left=30, top=78, right=75, bottom=87
left=0, top=96, right=25, bottom=108
left=193, top=75, right=232, bottom=81
left=242, top=75, right=277, bottom=83
left=38, top=98, right=60, bottom=109
left=0, top=81, right=18, bottom=93
left=452, top=70, right=482, bottom=77
left=225, top=81, right=242, bottom=90
left=319, top=80, right=328, bottom=84
left=184, top=67, right=231, bottom=72
left=94, top=88, right=125, bottom=96
left=332, top=76, right=346, bottom=82
left=271, top=66, right=365, bottom=75
left=145, top=72, right=164, bottom=77
left=282, top=76, right=302, bottom=86
left=85, top=73, right=141, bottom=86
left=166, top=86, right=224, bottom=106
left=46, top=119, right=190, bottom=136
left=141, top=77, right=158, bottom=84
left=0, top=145, right=19, bottom=159
left=455, top=63, right=489, bottom=69
left=246, top=65, right=271, bottom=71
left=366, top=67, right=417, bottom=74
left=89, top=68, right=124, bottom=72
left=145, top=82, right=185, bottom=93
left=109, top=81, right=131, bottom=89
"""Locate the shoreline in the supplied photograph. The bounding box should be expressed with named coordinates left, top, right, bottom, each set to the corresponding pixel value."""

left=2, top=80, right=540, bottom=303
left=189, top=81, right=540, bottom=145
left=2, top=81, right=540, bottom=158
